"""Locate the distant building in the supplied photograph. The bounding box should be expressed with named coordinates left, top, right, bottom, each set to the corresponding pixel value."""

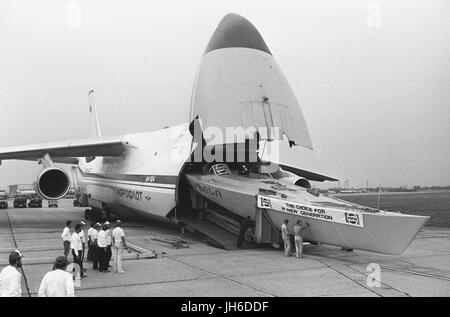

left=339, top=189, right=360, bottom=194
left=8, top=184, right=36, bottom=196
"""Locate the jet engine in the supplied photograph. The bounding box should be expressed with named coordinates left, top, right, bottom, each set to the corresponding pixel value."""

left=278, top=176, right=311, bottom=189
left=272, top=167, right=312, bottom=189
left=36, top=167, right=71, bottom=200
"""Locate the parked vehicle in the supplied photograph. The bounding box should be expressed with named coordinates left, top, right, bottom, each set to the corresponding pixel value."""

left=48, top=200, right=59, bottom=208
left=13, top=196, right=27, bottom=208
left=28, top=195, right=43, bottom=208
left=0, top=195, right=8, bottom=209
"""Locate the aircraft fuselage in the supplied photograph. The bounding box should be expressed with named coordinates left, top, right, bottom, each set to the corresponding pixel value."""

left=75, top=123, right=192, bottom=222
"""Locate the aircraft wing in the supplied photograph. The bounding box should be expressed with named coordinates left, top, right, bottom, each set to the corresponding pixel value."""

left=278, top=163, right=339, bottom=182
left=0, top=136, right=125, bottom=163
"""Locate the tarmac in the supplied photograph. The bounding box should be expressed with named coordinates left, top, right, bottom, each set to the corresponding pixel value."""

left=1, top=200, right=449, bottom=297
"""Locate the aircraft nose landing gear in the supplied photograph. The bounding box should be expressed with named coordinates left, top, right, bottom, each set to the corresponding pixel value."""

left=84, top=204, right=117, bottom=223
left=84, top=207, right=104, bottom=223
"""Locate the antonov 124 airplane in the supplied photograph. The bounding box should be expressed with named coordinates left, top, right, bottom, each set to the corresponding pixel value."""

left=0, top=14, right=428, bottom=254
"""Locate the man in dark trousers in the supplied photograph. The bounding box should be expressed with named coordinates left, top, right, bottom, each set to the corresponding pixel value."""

left=91, top=223, right=100, bottom=270
left=97, top=223, right=109, bottom=273
left=236, top=216, right=252, bottom=248
left=87, top=222, right=95, bottom=263
left=105, top=221, right=112, bottom=267
left=61, top=220, right=72, bottom=257
left=70, top=224, right=86, bottom=277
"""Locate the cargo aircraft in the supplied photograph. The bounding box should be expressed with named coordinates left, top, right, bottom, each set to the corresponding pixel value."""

left=0, top=14, right=428, bottom=254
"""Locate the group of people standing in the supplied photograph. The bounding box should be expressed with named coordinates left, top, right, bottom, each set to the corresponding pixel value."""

left=0, top=219, right=129, bottom=297
left=236, top=216, right=310, bottom=258
left=281, top=219, right=309, bottom=258
left=63, top=219, right=127, bottom=275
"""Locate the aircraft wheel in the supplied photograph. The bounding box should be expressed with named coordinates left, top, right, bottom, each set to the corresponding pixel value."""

left=85, top=209, right=93, bottom=221
left=85, top=208, right=102, bottom=222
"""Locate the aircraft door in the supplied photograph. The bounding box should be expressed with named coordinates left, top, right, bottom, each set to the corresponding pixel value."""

left=239, top=101, right=294, bottom=141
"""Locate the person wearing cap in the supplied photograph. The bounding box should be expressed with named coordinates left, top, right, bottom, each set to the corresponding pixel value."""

left=79, top=221, right=87, bottom=273
left=105, top=221, right=113, bottom=268
left=38, top=256, right=75, bottom=297
left=70, top=224, right=86, bottom=277
left=61, top=220, right=72, bottom=257
left=97, top=224, right=109, bottom=273
left=91, top=223, right=100, bottom=270
left=112, top=220, right=127, bottom=274
left=87, top=222, right=95, bottom=263
left=0, top=250, right=23, bottom=297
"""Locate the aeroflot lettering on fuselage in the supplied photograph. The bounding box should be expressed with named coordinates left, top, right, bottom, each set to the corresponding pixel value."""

left=191, top=182, right=222, bottom=199
left=117, top=188, right=143, bottom=201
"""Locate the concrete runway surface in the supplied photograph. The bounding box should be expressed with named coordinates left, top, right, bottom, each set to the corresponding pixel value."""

left=1, top=200, right=449, bottom=297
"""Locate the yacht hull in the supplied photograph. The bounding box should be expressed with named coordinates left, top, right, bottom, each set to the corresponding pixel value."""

left=186, top=173, right=429, bottom=255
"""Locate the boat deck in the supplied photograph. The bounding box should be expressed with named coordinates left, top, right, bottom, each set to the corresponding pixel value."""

left=188, top=173, right=384, bottom=214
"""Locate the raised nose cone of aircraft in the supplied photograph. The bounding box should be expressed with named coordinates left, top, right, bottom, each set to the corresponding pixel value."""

left=205, top=13, right=272, bottom=55
left=191, top=13, right=314, bottom=150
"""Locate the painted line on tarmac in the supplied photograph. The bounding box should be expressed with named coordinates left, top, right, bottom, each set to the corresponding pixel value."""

left=312, top=257, right=384, bottom=297
left=165, top=255, right=276, bottom=297
left=344, top=263, right=410, bottom=297
left=5, top=210, right=31, bottom=297
left=376, top=266, right=450, bottom=282
left=317, top=253, right=450, bottom=282
left=0, top=246, right=62, bottom=254
left=0, top=249, right=157, bottom=266
left=27, top=275, right=219, bottom=296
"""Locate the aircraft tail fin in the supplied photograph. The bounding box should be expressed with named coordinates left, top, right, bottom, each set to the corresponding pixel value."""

left=88, top=89, right=103, bottom=138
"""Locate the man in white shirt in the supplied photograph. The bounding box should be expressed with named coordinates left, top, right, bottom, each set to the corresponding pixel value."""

left=112, top=220, right=127, bottom=274
left=79, top=221, right=88, bottom=275
left=70, top=224, right=86, bottom=277
left=105, top=221, right=113, bottom=268
left=293, top=220, right=309, bottom=258
left=87, top=222, right=95, bottom=263
left=281, top=219, right=291, bottom=257
left=0, top=250, right=23, bottom=297
left=61, top=220, right=72, bottom=256
left=79, top=221, right=86, bottom=262
left=97, top=224, right=109, bottom=273
left=38, top=256, right=75, bottom=297
left=91, top=223, right=100, bottom=270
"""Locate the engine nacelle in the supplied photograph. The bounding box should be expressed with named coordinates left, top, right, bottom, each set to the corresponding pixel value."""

left=278, top=176, right=311, bottom=189
left=36, top=167, right=71, bottom=200
left=272, top=167, right=312, bottom=189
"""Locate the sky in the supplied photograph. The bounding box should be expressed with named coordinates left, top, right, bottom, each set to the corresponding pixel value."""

left=0, top=0, right=449, bottom=189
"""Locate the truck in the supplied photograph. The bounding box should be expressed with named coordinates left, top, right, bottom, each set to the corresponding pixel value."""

left=0, top=194, right=8, bottom=209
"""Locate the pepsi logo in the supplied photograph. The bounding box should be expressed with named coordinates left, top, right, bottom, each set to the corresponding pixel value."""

left=260, top=197, right=272, bottom=208
left=345, top=213, right=360, bottom=225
